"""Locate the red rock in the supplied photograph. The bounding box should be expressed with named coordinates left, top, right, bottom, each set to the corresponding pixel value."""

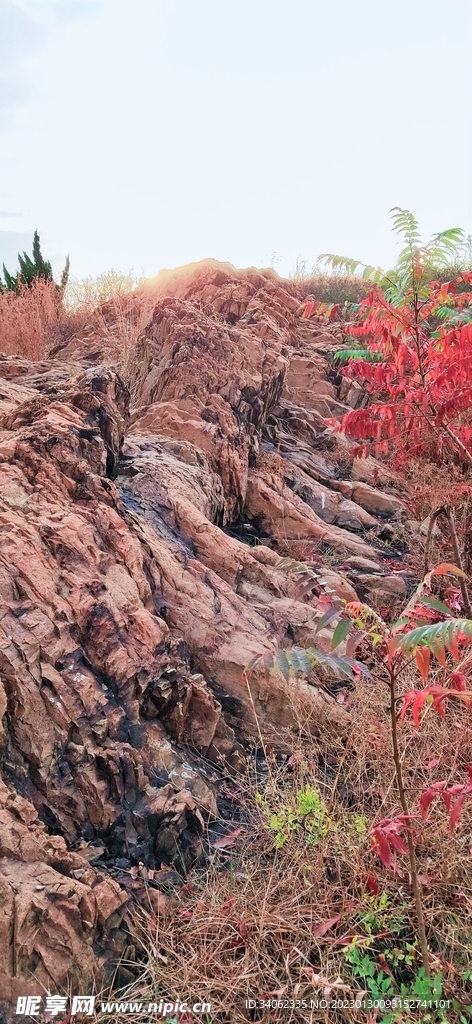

left=92, top=879, right=129, bottom=926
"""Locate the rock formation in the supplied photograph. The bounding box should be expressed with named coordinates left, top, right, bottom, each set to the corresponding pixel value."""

left=0, top=260, right=414, bottom=1013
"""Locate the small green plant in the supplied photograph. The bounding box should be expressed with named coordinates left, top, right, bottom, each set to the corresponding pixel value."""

left=384, top=944, right=415, bottom=969
left=358, top=891, right=391, bottom=935
left=400, top=966, right=443, bottom=1003
left=344, top=942, right=395, bottom=999
left=345, top=945, right=449, bottom=1024
left=347, top=813, right=369, bottom=841
left=256, top=782, right=329, bottom=849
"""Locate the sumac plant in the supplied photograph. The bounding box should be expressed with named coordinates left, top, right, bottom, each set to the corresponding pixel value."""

left=248, top=558, right=472, bottom=978
left=318, top=208, right=472, bottom=467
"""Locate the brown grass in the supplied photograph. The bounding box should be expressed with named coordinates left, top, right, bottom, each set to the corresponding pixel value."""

left=94, top=665, right=472, bottom=1024
left=288, top=263, right=372, bottom=308
left=64, top=272, right=157, bottom=374
left=0, top=271, right=157, bottom=366
left=0, top=278, right=67, bottom=359
left=64, top=270, right=146, bottom=310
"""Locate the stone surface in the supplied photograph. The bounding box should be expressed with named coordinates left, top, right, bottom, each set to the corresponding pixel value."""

left=354, top=573, right=408, bottom=602
left=351, top=482, right=407, bottom=517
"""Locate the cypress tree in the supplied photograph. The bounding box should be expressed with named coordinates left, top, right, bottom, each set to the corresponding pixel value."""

left=0, top=230, right=67, bottom=293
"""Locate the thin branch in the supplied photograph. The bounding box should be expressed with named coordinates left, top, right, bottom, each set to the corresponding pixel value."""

left=444, top=506, right=472, bottom=617
left=388, top=668, right=430, bottom=977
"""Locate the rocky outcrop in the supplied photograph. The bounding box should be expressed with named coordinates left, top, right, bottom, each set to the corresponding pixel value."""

left=0, top=260, right=414, bottom=1012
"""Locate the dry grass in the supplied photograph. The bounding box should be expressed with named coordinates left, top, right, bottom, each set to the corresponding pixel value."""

left=64, top=273, right=158, bottom=379
left=0, top=270, right=157, bottom=366
left=288, top=262, right=372, bottom=308
left=403, top=459, right=472, bottom=579
left=94, top=666, right=472, bottom=1024
left=0, top=278, right=67, bottom=359
left=63, top=271, right=157, bottom=369
left=64, top=270, right=146, bottom=310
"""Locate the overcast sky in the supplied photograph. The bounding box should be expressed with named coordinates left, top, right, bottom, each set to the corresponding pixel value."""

left=1, top=0, right=471, bottom=282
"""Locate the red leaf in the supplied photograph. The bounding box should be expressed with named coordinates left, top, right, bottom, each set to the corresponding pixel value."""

left=388, top=831, right=408, bottom=856
left=366, top=871, right=378, bottom=895
left=420, top=783, right=444, bottom=818
left=431, top=689, right=448, bottom=715
left=449, top=631, right=460, bottom=659
left=449, top=794, right=465, bottom=833
left=441, top=790, right=452, bottom=811
left=238, top=920, right=250, bottom=940
left=399, top=690, right=416, bottom=722
left=312, top=915, right=341, bottom=938
left=435, top=646, right=448, bottom=669
left=430, top=562, right=469, bottom=579
left=450, top=671, right=467, bottom=690
left=302, top=300, right=316, bottom=319
left=372, top=828, right=392, bottom=868
left=412, top=690, right=429, bottom=728
left=415, top=647, right=431, bottom=683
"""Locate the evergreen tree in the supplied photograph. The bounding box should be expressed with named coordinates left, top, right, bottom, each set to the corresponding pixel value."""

left=59, top=254, right=70, bottom=294
left=0, top=230, right=68, bottom=294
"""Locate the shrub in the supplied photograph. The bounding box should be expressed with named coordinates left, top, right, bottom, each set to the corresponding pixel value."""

left=318, top=210, right=472, bottom=469
left=251, top=556, right=472, bottom=982
left=64, top=269, right=145, bottom=311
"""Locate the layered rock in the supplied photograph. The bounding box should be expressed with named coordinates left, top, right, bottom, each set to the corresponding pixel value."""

left=0, top=260, right=413, bottom=1012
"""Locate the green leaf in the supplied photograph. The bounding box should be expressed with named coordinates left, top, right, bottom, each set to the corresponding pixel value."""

left=420, top=596, right=456, bottom=616
left=314, top=607, right=343, bottom=633
left=317, top=254, right=364, bottom=276
left=293, top=648, right=314, bottom=674
left=399, top=619, right=472, bottom=658
left=331, top=618, right=353, bottom=650
left=334, top=349, right=384, bottom=364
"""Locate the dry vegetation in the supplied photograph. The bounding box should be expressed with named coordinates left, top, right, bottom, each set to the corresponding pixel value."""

left=0, top=269, right=156, bottom=366
left=0, top=277, right=66, bottom=360
left=96, top=672, right=472, bottom=1024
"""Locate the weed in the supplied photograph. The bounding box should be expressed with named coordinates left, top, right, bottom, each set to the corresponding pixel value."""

left=256, top=782, right=329, bottom=849
left=344, top=942, right=395, bottom=998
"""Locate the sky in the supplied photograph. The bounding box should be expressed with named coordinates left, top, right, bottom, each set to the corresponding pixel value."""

left=0, top=0, right=471, bottom=283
